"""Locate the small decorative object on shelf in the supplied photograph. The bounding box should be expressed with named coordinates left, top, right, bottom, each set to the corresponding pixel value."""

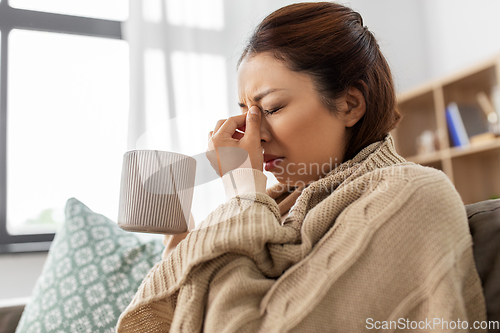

left=416, top=130, right=439, bottom=154
left=476, top=91, right=500, bottom=136
left=393, top=54, right=500, bottom=205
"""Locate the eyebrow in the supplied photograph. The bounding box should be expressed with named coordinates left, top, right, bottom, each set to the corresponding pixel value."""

left=238, top=88, right=285, bottom=108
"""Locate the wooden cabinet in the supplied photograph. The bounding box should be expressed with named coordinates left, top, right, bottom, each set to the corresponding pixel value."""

left=392, top=55, right=500, bottom=205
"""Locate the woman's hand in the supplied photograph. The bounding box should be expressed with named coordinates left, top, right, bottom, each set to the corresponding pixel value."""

left=206, top=106, right=264, bottom=177
left=162, top=211, right=196, bottom=260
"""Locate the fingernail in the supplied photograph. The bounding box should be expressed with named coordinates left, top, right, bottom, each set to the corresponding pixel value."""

left=249, top=107, right=259, bottom=115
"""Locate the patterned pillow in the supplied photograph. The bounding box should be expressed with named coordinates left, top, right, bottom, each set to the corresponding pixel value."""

left=15, top=198, right=165, bottom=333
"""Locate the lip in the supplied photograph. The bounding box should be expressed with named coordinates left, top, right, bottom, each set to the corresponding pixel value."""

left=263, top=154, right=284, bottom=163
left=263, top=154, right=285, bottom=172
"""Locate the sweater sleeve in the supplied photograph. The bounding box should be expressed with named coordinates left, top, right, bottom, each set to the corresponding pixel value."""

left=116, top=171, right=302, bottom=332
left=221, top=168, right=268, bottom=201
left=159, top=169, right=265, bottom=261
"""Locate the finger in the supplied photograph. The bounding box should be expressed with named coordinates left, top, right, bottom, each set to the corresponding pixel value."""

left=242, top=106, right=261, bottom=144
left=207, top=133, right=215, bottom=151
left=208, top=131, right=213, bottom=141
left=213, top=119, right=226, bottom=134
left=217, top=113, right=247, bottom=137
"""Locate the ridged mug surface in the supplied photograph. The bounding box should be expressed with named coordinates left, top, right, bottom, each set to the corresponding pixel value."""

left=118, top=150, right=196, bottom=234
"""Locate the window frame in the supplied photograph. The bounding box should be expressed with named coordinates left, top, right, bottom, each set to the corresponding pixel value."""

left=0, top=0, right=124, bottom=253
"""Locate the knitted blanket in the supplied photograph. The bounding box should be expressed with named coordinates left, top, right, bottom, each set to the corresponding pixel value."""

left=116, top=134, right=486, bottom=332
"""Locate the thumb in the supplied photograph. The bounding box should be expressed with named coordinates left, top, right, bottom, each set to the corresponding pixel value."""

left=244, top=106, right=261, bottom=142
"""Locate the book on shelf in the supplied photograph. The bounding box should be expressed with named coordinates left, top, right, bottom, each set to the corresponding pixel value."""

left=445, top=102, right=470, bottom=147
left=445, top=102, right=493, bottom=147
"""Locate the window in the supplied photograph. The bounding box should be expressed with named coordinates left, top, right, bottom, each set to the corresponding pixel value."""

left=0, top=1, right=128, bottom=253
left=131, top=0, right=233, bottom=226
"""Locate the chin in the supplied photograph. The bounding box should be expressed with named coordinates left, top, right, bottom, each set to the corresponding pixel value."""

left=274, top=175, right=316, bottom=188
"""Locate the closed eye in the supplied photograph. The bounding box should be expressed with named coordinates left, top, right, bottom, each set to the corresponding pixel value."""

left=263, top=106, right=283, bottom=116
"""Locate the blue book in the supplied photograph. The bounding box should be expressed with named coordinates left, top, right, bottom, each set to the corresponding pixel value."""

left=445, top=102, right=470, bottom=147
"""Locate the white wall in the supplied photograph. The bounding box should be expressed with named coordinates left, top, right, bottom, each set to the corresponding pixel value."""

left=2, top=0, right=500, bottom=302
left=0, top=253, right=47, bottom=300
left=352, top=0, right=500, bottom=92
left=348, top=0, right=432, bottom=93
left=422, top=0, right=500, bottom=80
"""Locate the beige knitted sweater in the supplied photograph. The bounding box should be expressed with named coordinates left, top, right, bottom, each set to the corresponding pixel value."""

left=116, top=134, right=486, bottom=332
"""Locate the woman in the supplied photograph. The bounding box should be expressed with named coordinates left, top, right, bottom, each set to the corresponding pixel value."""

left=117, top=3, right=486, bottom=332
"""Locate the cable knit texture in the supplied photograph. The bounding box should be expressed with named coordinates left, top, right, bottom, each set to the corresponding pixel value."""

left=116, top=133, right=487, bottom=332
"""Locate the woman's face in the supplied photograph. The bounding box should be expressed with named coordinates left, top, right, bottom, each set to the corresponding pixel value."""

left=237, top=53, right=352, bottom=187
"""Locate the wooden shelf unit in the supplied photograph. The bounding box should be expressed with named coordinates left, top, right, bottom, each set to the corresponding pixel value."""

left=392, top=55, right=500, bottom=205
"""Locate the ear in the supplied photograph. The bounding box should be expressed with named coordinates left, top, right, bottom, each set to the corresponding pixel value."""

left=338, top=85, right=366, bottom=128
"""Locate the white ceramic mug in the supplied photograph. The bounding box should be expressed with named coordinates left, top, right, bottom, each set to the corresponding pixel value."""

left=117, top=150, right=196, bottom=234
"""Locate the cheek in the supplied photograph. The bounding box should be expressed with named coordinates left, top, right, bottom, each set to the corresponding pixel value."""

left=269, top=114, right=306, bottom=148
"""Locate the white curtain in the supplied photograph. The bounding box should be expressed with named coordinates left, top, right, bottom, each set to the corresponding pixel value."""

left=121, top=0, right=296, bottom=224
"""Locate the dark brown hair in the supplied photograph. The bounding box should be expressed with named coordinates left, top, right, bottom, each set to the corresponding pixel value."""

left=238, top=2, right=401, bottom=162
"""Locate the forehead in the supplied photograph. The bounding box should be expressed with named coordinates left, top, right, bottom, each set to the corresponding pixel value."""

left=237, top=53, right=310, bottom=97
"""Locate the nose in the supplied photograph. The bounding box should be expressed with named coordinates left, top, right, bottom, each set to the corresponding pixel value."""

left=258, top=114, right=272, bottom=143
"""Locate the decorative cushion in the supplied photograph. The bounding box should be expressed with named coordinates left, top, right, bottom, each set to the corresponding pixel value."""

left=15, top=198, right=165, bottom=333
left=466, top=198, right=500, bottom=332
